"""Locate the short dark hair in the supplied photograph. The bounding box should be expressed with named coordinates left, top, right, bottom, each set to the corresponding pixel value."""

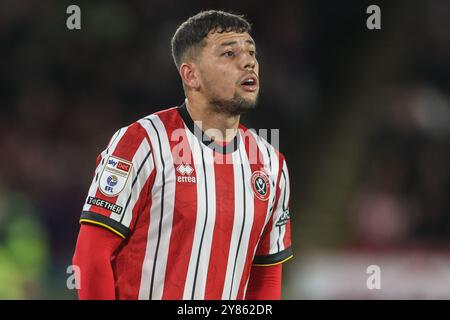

left=171, top=10, right=251, bottom=69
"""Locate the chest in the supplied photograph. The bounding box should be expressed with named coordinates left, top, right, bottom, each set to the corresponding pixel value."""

left=150, top=157, right=276, bottom=232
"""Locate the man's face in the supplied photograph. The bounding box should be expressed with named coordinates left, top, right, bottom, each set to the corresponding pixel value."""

left=195, top=31, right=259, bottom=116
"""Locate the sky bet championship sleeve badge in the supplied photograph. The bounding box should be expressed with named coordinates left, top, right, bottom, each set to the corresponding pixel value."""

left=99, top=155, right=133, bottom=197
left=251, top=171, right=271, bottom=201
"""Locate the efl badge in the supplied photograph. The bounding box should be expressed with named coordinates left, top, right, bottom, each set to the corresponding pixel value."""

left=99, top=155, right=132, bottom=197
left=251, top=171, right=270, bottom=201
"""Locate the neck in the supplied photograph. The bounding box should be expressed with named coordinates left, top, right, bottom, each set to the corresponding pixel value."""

left=185, top=97, right=240, bottom=143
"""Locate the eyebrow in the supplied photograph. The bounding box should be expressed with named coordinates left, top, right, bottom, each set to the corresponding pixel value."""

left=220, top=39, right=255, bottom=47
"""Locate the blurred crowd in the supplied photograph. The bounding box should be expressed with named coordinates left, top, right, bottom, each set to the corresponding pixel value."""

left=0, top=0, right=449, bottom=298
left=352, top=84, right=450, bottom=248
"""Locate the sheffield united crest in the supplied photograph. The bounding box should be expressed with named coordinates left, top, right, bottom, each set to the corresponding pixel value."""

left=251, top=171, right=270, bottom=201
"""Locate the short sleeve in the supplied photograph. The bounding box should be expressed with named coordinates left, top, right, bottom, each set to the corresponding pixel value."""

left=253, top=156, right=293, bottom=266
left=80, top=122, right=155, bottom=239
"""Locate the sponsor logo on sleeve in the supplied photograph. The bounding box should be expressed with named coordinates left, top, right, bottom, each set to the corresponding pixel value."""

left=117, top=161, right=131, bottom=172
left=99, top=155, right=132, bottom=197
left=275, top=210, right=290, bottom=227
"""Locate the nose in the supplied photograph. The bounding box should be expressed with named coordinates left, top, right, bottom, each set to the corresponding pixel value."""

left=241, top=52, right=256, bottom=71
left=244, top=60, right=255, bottom=71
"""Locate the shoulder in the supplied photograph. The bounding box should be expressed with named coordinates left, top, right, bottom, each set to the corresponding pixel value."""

left=116, top=106, right=181, bottom=141
left=238, top=123, right=287, bottom=165
left=136, top=105, right=184, bottom=136
left=142, top=106, right=181, bottom=124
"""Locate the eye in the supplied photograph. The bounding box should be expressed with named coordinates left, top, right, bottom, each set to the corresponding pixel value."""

left=249, top=50, right=256, bottom=56
left=223, top=51, right=234, bottom=57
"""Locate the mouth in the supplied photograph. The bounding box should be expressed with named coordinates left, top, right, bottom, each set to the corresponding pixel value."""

left=239, top=75, right=259, bottom=92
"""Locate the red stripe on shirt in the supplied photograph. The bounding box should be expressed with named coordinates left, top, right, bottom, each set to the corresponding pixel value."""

left=204, top=151, right=235, bottom=299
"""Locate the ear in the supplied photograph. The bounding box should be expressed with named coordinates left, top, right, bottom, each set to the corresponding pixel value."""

left=179, top=62, right=200, bottom=90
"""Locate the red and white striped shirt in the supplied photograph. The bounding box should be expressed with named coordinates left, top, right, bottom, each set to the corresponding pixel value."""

left=80, top=103, right=293, bottom=300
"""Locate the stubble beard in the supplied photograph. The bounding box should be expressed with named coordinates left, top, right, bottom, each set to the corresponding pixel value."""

left=208, top=78, right=258, bottom=116
left=208, top=91, right=258, bottom=117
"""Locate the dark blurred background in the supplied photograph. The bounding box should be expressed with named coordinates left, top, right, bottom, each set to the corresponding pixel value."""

left=0, top=0, right=449, bottom=299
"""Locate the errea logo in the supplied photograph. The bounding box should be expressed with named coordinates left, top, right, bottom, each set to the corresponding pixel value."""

left=177, top=164, right=194, bottom=176
left=176, top=164, right=196, bottom=183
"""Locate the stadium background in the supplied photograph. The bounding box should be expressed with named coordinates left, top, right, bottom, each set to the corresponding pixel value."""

left=0, top=0, right=449, bottom=299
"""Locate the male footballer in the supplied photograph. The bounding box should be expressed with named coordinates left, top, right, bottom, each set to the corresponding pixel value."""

left=73, top=10, right=293, bottom=300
